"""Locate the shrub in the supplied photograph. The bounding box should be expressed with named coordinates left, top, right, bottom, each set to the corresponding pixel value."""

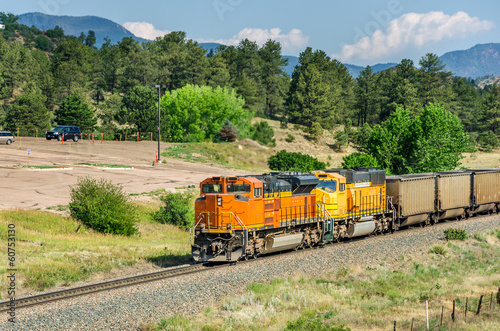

left=268, top=150, right=326, bottom=172
left=429, top=244, right=448, bottom=256
left=214, top=120, right=239, bottom=142
left=341, top=152, right=380, bottom=169
left=250, top=121, right=276, bottom=147
left=285, top=134, right=295, bottom=143
left=69, top=177, right=138, bottom=236
left=284, top=312, right=350, bottom=331
left=472, top=232, right=487, bottom=242
left=444, top=228, right=468, bottom=241
left=153, top=191, right=195, bottom=230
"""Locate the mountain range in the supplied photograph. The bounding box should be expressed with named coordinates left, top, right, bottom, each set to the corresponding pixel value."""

left=18, top=12, right=500, bottom=79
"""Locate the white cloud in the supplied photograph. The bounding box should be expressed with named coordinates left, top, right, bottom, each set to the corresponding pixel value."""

left=123, top=22, right=171, bottom=40
left=201, top=27, right=309, bottom=53
left=332, top=11, right=495, bottom=63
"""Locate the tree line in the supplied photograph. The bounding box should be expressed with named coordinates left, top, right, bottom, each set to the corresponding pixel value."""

left=1, top=12, right=499, bottom=152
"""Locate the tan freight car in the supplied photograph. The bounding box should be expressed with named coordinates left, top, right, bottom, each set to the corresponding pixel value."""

left=468, top=168, right=500, bottom=213
left=435, top=171, right=471, bottom=220
left=386, top=174, right=435, bottom=227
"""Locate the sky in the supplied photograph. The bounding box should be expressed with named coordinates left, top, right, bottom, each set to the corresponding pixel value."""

left=2, top=0, right=500, bottom=65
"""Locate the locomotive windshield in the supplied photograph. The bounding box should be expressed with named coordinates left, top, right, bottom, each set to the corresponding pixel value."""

left=202, top=184, right=222, bottom=193
left=226, top=184, right=251, bottom=193
left=317, top=180, right=337, bottom=191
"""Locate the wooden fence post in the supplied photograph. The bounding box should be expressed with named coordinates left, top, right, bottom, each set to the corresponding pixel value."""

left=410, top=318, right=413, bottom=331
left=465, top=297, right=468, bottom=322
left=441, top=306, right=444, bottom=326
left=477, top=295, right=484, bottom=315
left=393, top=320, right=396, bottom=331
left=491, top=292, right=493, bottom=310
left=497, top=287, right=500, bottom=305
left=452, top=300, right=455, bottom=322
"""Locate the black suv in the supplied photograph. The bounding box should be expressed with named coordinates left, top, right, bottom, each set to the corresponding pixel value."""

left=45, top=125, right=82, bottom=142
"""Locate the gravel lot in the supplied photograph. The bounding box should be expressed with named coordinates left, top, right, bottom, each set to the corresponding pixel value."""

left=0, top=138, right=246, bottom=210
left=3, top=214, right=499, bottom=330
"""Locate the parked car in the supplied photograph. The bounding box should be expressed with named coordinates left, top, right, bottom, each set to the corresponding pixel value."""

left=45, top=125, right=82, bottom=142
left=0, top=131, right=15, bottom=145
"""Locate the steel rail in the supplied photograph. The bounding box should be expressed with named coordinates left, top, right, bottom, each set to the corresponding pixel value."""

left=0, top=263, right=217, bottom=313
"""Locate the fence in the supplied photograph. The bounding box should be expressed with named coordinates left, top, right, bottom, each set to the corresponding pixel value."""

left=392, top=289, right=500, bottom=330
left=2, top=127, right=162, bottom=142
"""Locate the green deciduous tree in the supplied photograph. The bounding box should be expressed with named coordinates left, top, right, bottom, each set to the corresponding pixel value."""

left=268, top=150, right=326, bottom=172
left=160, top=84, right=250, bottom=142
left=366, top=103, right=468, bottom=174
left=56, top=92, right=97, bottom=132
left=341, top=152, right=380, bottom=169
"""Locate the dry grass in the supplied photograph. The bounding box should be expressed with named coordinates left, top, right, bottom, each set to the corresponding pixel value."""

left=154, top=230, right=500, bottom=330
left=0, top=204, right=191, bottom=297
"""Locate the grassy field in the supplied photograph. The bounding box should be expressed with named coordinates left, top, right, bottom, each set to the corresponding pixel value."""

left=0, top=204, right=191, bottom=297
left=144, top=229, right=500, bottom=331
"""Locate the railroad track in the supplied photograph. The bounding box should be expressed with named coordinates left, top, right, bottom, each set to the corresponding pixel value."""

left=0, top=263, right=217, bottom=313
left=0, top=214, right=492, bottom=313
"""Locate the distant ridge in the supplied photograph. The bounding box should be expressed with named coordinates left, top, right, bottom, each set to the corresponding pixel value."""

left=16, top=13, right=500, bottom=79
left=439, top=43, right=500, bottom=78
left=18, top=12, right=149, bottom=46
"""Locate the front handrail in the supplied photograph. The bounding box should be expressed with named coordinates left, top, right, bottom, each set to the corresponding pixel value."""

left=191, top=211, right=247, bottom=232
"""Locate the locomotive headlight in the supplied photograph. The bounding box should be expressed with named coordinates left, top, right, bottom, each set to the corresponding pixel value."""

left=217, top=197, right=222, bottom=206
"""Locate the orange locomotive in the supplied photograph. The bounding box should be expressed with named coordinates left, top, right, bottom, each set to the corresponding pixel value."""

left=191, top=173, right=322, bottom=262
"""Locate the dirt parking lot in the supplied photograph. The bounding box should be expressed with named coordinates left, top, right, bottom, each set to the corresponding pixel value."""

left=0, top=137, right=246, bottom=210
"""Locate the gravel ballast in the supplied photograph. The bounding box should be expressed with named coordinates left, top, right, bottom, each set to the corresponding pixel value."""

left=3, top=215, right=499, bottom=330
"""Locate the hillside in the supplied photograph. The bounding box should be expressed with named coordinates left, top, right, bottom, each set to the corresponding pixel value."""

left=440, top=43, right=500, bottom=78
left=18, top=12, right=149, bottom=46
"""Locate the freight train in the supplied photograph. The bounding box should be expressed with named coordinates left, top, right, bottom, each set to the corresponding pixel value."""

left=191, top=168, right=500, bottom=262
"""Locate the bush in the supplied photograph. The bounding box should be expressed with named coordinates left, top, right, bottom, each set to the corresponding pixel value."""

left=444, top=228, right=468, bottom=241
left=250, top=121, right=276, bottom=147
left=429, top=244, right=448, bottom=256
left=341, top=152, right=380, bottom=169
left=153, top=191, right=195, bottom=230
left=284, top=312, right=350, bottom=331
left=285, top=134, right=295, bottom=143
left=69, top=177, right=138, bottom=236
left=214, top=120, right=239, bottom=142
left=268, top=150, right=326, bottom=172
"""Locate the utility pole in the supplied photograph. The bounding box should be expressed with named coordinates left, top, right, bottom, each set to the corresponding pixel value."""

left=152, top=85, right=166, bottom=162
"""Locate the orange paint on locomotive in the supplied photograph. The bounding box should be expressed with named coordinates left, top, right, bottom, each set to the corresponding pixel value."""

left=195, top=176, right=317, bottom=231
